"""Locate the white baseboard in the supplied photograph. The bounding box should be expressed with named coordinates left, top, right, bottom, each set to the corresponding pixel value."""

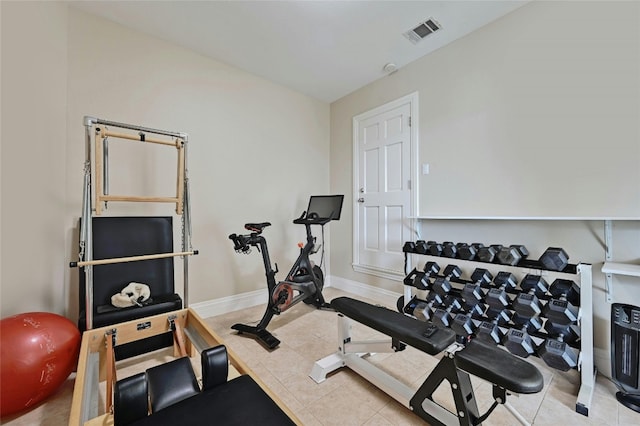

left=189, top=275, right=402, bottom=319
left=189, top=289, right=266, bottom=319
left=327, top=275, right=402, bottom=307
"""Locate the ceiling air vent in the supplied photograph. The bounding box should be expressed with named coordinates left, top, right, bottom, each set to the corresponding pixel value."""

left=403, top=18, right=441, bottom=44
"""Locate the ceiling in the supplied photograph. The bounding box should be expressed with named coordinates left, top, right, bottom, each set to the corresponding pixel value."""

left=70, top=1, right=529, bottom=103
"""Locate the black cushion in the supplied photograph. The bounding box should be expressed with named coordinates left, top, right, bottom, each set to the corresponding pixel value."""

left=455, top=339, right=544, bottom=394
left=146, top=357, right=200, bottom=412
left=114, top=373, right=148, bottom=426
left=130, top=375, right=295, bottom=426
left=331, top=297, right=456, bottom=355
left=201, top=345, right=229, bottom=391
left=77, top=216, right=182, bottom=332
left=80, top=216, right=175, bottom=306
left=79, top=294, right=182, bottom=331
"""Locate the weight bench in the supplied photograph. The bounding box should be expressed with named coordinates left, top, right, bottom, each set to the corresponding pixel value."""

left=310, top=297, right=544, bottom=426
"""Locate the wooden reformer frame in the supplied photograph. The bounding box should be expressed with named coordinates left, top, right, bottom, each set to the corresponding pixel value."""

left=74, top=116, right=197, bottom=330
left=69, top=308, right=301, bottom=426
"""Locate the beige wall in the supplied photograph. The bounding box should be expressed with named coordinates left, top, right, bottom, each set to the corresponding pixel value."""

left=1, top=1, right=69, bottom=316
left=1, top=3, right=329, bottom=320
left=330, top=1, right=640, bottom=374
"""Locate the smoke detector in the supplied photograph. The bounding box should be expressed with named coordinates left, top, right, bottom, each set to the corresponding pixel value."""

left=403, top=18, right=441, bottom=44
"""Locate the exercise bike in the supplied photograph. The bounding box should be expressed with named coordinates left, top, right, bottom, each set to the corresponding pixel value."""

left=228, top=195, right=344, bottom=349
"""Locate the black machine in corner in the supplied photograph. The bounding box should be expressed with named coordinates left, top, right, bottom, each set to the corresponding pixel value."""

left=611, top=303, right=640, bottom=413
left=228, top=195, right=344, bottom=349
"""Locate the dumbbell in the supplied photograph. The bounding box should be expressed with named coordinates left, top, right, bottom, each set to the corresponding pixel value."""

left=402, top=241, right=416, bottom=253
left=432, top=296, right=464, bottom=328
left=512, top=274, right=548, bottom=318
left=485, top=271, right=518, bottom=311
left=458, top=243, right=484, bottom=261
left=461, top=268, right=493, bottom=305
left=538, top=322, right=581, bottom=371
left=539, top=247, right=570, bottom=271
left=403, top=268, right=429, bottom=290
left=542, top=279, right=580, bottom=325
left=431, top=264, right=462, bottom=295
left=451, top=301, right=487, bottom=339
left=475, top=308, right=512, bottom=345
left=496, top=245, right=529, bottom=266
left=426, top=241, right=443, bottom=256
left=503, top=313, right=543, bottom=358
left=403, top=261, right=440, bottom=290
left=477, top=244, right=503, bottom=263
left=442, top=242, right=459, bottom=258
left=414, top=240, right=429, bottom=255
left=410, top=292, right=445, bottom=322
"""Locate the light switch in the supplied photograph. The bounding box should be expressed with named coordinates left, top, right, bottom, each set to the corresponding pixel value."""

left=422, top=163, right=430, bottom=175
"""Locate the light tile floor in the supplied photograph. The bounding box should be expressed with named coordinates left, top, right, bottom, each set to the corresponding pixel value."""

left=3, top=287, right=639, bottom=425
left=203, top=288, right=639, bottom=426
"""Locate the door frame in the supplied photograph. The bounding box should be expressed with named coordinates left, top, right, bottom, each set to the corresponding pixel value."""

left=352, top=92, right=419, bottom=280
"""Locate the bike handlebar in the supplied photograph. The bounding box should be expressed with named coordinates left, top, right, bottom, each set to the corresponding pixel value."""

left=228, top=233, right=251, bottom=253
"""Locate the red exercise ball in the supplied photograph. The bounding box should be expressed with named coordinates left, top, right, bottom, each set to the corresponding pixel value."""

left=0, top=312, right=81, bottom=417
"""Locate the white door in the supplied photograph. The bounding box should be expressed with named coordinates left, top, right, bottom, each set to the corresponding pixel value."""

left=353, top=94, right=416, bottom=279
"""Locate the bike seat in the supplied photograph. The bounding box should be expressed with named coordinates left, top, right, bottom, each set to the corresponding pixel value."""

left=244, top=222, right=271, bottom=233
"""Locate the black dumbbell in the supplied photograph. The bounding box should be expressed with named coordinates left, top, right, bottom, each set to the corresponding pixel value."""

left=512, top=274, right=548, bottom=318
left=462, top=268, right=493, bottom=304
left=477, top=244, right=503, bottom=263
left=430, top=264, right=462, bottom=295
left=503, top=313, right=543, bottom=358
left=451, top=301, right=487, bottom=339
left=413, top=240, right=428, bottom=254
left=403, top=268, right=430, bottom=290
left=475, top=308, right=512, bottom=345
left=410, top=293, right=444, bottom=322
left=542, top=279, right=580, bottom=325
left=539, top=247, right=570, bottom=271
left=442, top=242, right=459, bottom=258
left=458, top=243, right=484, bottom=261
left=426, top=241, right=443, bottom=257
left=423, top=261, right=440, bottom=277
left=485, top=271, right=518, bottom=311
left=404, top=261, right=440, bottom=290
left=538, top=322, right=581, bottom=371
left=432, top=296, right=464, bottom=328
left=497, top=245, right=529, bottom=266
left=402, top=241, right=416, bottom=253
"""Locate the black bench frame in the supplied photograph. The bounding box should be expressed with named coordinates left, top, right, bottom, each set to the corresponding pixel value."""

left=310, top=297, right=544, bottom=426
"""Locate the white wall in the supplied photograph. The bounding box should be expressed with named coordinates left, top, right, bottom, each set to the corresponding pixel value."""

left=1, top=3, right=330, bottom=320
left=1, top=1, right=68, bottom=316
left=330, top=0, right=640, bottom=375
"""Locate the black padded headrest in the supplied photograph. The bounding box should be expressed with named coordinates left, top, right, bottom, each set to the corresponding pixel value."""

left=79, top=216, right=175, bottom=309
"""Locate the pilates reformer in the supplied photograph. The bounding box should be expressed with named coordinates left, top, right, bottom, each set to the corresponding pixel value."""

left=70, top=116, right=198, bottom=334
left=69, top=308, right=300, bottom=425
left=310, top=297, right=544, bottom=426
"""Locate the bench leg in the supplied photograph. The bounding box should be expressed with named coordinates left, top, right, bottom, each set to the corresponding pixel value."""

left=411, top=354, right=480, bottom=426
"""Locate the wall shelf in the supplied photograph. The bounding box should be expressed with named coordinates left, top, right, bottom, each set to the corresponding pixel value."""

left=602, top=262, right=640, bottom=277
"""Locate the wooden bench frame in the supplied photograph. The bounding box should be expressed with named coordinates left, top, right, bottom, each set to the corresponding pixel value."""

left=69, top=308, right=300, bottom=426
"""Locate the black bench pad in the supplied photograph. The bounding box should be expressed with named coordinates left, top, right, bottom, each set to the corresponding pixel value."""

left=331, top=297, right=455, bottom=355
left=456, top=339, right=544, bottom=394
left=130, top=375, right=295, bottom=426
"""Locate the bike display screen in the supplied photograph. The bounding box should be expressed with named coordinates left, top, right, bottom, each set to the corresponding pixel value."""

left=306, top=195, right=344, bottom=221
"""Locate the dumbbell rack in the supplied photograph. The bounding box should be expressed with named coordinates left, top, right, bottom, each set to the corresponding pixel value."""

left=402, top=247, right=596, bottom=417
